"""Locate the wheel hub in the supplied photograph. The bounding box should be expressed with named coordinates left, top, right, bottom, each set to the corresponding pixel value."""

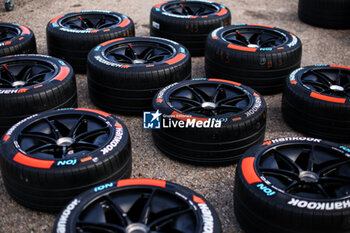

left=12, top=81, right=26, bottom=87
left=201, top=102, right=216, bottom=110
left=126, top=223, right=149, bottom=233
left=56, top=137, right=74, bottom=147
left=299, top=171, right=319, bottom=183
left=248, top=44, right=259, bottom=48
left=330, top=85, right=344, bottom=92
left=133, top=59, right=145, bottom=64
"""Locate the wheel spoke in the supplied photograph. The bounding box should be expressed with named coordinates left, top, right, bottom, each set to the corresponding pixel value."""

left=20, top=132, right=57, bottom=143
left=169, top=96, right=202, bottom=106
left=74, top=141, right=99, bottom=151
left=26, top=143, right=57, bottom=154
left=216, top=94, right=247, bottom=105
left=148, top=207, right=192, bottom=228
left=125, top=44, right=137, bottom=60
left=284, top=180, right=300, bottom=193
left=45, top=118, right=62, bottom=139
left=310, top=70, right=333, bottom=85
left=181, top=106, right=202, bottom=113
left=17, top=65, right=32, bottom=81
left=94, top=16, right=106, bottom=29
left=259, top=37, right=279, bottom=47
left=318, top=159, right=350, bottom=176
left=272, top=149, right=302, bottom=173
left=260, top=168, right=299, bottom=181
left=185, top=86, right=206, bottom=102
left=76, top=221, right=125, bottom=232
left=139, top=189, right=156, bottom=224
left=319, top=176, right=350, bottom=185
left=212, top=84, right=224, bottom=102
left=109, top=53, right=134, bottom=63
left=303, top=80, right=329, bottom=90
left=69, top=115, right=87, bottom=138
left=103, top=195, right=132, bottom=226
left=314, top=184, right=330, bottom=198
left=217, top=104, right=243, bottom=112
left=307, top=146, right=315, bottom=171
left=74, top=126, right=109, bottom=141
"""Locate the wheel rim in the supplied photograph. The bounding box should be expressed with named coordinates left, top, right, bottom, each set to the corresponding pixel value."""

left=167, top=82, right=251, bottom=117
left=164, top=2, right=218, bottom=16
left=74, top=187, right=198, bottom=233
left=0, top=26, right=18, bottom=42
left=104, top=42, right=174, bottom=64
left=0, top=60, right=55, bottom=88
left=61, top=14, right=121, bottom=30
left=223, top=28, right=286, bottom=48
left=300, top=68, right=350, bottom=97
left=17, top=113, right=113, bottom=159
left=257, top=143, right=350, bottom=199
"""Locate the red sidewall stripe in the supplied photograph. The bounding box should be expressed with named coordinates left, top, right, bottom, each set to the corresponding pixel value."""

left=117, top=178, right=166, bottom=188
left=13, top=152, right=54, bottom=169
left=241, top=157, right=262, bottom=184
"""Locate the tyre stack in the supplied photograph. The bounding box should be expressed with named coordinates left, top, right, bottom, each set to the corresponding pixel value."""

left=47, top=11, right=135, bottom=73
left=0, top=108, right=132, bottom=211
left=152, top=78, right=266, bottom=165
left=234, top=137, right=350, bottom=233
left=150, top=0, right=231, bottom=56
left=282, top=65, right=350, bottom=142
left=0, top=54, right=77, bottom=134
left=0, top=23, right=36, bottom=56
left=205, top=24, right=302, bottom=94
left=53, top=178, right=222, bottom=233
left=87, top=37, right=191, bottom=114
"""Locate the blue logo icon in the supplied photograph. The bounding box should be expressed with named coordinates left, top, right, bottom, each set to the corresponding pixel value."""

left=143, top=110, right=162, bottom=129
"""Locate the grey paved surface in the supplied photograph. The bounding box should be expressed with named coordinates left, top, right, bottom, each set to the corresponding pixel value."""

left=0, top=0, right=349, bottom=232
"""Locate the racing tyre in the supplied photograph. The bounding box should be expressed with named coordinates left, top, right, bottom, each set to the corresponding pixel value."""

left=298, top=0, right=350, bottom=29
left=47, top=11, right=135, bottom=73
left=150, top=0, right=231, bottom=56
left=88, top=36, right=191, bottom=114
left=234, top=137, right=350, bottom=233
left=0, top=23, right=36, bottom=56
left=205, top=24, right=302, bottom=94
left=152, top=78, right=266, bottom=165
left=53, top=178, right=221, bottom=233
left=0, top=54, right=77, bottom=134
left=0, top=108, right=132, bottom=212
left=282, top=65, right=350, bottom=142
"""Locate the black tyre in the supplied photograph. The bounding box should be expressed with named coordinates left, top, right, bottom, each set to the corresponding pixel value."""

left=0, top=23, right=36, bottom=56
left=298, top=0, right=350, bottom=29
left=47, top=11, right=135, bottom=73
left=0, top=108, right=132, bottom=212
left=88, top=36, right=191, bottom=114
left=150, top=0, right=231, bottom=56
left=282, top=65, right=350, bottom=142
left=205, top=24, right=302, bottom=94
left=0, top=54, right=77, bottom=134
left=53, top=178, right=221, bottom=233
left=234, top=137, right=350, bottom=233
left=152, top=78, right=266, bottom=165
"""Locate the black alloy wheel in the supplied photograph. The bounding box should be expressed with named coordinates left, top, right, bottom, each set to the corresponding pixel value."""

left=234, top=138, right=350, bottom=233
left=257, top=143, right=350, bottom=199
left=0, top=108, right=131, bottom=211
left=61, top=14, right=122, bottom=30
left=17, top=112, right=112, bottom=159
left=105, top=42, right=173, bottom=64
left=0, top=60, right=55, bottom=88
left=168, top=81, right=251, bottom=117
left=0, top=26, right=18, bottom=42
left=222, top=28, right=286, bottom=49
left=299, top=68, right=350, bottom=98
left=52, top=179, right=222, bottom=233
left=164, top=1, right=218, bottom=16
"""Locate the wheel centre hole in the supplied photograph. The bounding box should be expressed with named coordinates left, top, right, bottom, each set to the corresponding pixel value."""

left=330, top=85, right=344, bottom=92
left=133, top=59, right=145, bottom=64
left=201, top=102, right=216, bottom=110
left=56, top=137, right=74, bottom=147
left=299, top=171, right=319, bottom=183
left=126, top=223, right=149, bottom=233
left=12, top=81, right=26, bottom=87
left=247, top=44, right=259, bottom=48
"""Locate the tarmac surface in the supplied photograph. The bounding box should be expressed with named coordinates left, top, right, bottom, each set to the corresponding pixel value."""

left=0, top=0, right=349, bottom=232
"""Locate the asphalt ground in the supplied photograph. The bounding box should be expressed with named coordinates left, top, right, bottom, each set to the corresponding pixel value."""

left=0, top=0, right=350, bottom=232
